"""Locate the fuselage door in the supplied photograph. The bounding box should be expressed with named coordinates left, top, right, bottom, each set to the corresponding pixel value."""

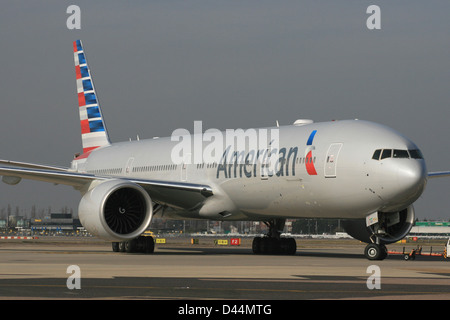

left=324, top=143, right=343, bottom=178
left=181, top=153, right=191, bottom=181
left=125, top=157, right=134, bottom=176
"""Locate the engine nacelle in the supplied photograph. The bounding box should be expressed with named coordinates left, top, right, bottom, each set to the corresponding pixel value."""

left=78, top=179, right=153, bottom=241
left=342, top=205, right=415, bottom=244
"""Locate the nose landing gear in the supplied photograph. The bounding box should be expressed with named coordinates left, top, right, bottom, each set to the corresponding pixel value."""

left=364, top=243, right=388, bottom=260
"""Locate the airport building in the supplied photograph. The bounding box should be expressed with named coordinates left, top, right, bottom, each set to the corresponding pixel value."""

left=0, top=215, right=30, bottom=231
left=30, top=213, right=82, bottom=233
left=409, top=221, right=450, bottom=237
left=0, top=213, right=82, bottom=234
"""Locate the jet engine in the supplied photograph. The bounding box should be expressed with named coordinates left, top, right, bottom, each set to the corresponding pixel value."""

left=78, top=179, right=153, bottom=241
left=342, top=205, right=415, bottom=244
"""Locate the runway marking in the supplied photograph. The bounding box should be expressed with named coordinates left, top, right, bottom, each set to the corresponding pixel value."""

left=199, top=278, right=310, bottom=282
left=199, top=278, right=362, bottom=283
left=0, top=282, right=448, bottom=299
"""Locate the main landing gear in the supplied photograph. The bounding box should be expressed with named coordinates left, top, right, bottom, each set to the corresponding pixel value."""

left=252, top=219, right=297, bottom=255
left=112, top=236, right=155, bottom=254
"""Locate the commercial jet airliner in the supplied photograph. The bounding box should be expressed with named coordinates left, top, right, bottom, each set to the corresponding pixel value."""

left=1, top=40, right=449, bottom=260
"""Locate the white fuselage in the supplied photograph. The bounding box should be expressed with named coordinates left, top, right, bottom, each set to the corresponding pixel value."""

left=72, top=119, right=427, bottom=221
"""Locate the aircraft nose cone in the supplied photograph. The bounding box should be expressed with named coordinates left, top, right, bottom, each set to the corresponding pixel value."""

left=396, top=161, right=427, bottom=200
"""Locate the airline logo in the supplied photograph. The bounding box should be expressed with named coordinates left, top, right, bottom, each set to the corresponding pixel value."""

left=305, top=130, right=317, bottom=175
left=73, top=40, right=110, bottom=155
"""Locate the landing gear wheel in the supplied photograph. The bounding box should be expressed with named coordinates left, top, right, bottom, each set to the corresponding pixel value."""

left=112, top=242, right=120, bottom=252
left=125, top=239, right=136, bottom=253
left=261, top=237, right=276, bottom=254
left=113, top=236, right=155, bottom=254
left=280, top=238, right=297, bottom=255
left=252, top=219, right=296, bottom=255
left=252, top=236, right=296, bottom=255
left=252, top=237, right=262, bottom=254
left=144, top=236, right=155, bottom=253
left=364, top=243, right=387, bottom=260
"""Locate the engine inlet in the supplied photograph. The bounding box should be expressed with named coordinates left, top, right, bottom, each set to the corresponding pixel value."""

left=104, top=187, right=147, bottom=234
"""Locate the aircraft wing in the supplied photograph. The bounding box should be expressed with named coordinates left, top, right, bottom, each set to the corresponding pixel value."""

left=0, top=166, right=213, bottom=209
left=0, top=159, right=68, bottom=171
left=129, top=177, right=213, bottom=210
left=428, top=171, right=450, bottom=179
left=0, top=166, right=93, bottom=187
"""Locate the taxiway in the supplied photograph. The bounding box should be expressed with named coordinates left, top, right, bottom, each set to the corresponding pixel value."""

left=0, top=237, right=449, bottom=300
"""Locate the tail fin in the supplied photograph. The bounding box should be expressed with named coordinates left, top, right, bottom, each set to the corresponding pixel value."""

left=73, top=40, right=111, bottom=155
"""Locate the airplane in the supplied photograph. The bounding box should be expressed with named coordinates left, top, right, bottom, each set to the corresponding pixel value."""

left=1, top=39, right=449, bottom=260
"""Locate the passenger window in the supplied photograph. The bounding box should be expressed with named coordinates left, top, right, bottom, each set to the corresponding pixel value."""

left=393, top=149, right=409, bottom=158
left=380, top=149, right=392, bottom=160
left=372, top=149, right=381, bottom=160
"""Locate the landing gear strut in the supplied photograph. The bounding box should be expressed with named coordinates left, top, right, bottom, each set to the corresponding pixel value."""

left=252, top=219, right=297, bottom=255
left=364, top=222, right=389, bottom=260
left=112, top=236, right=155, bottom=254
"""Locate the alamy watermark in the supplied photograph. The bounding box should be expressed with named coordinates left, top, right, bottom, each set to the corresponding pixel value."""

left=366, top=5, right=381, bottom=30
left=66, top=265, right=81, bottom=290
left=171, top=121, right=281, bottom=177
left=66, top=5, right=81, bottom=30
left=366, top=265, right=381, bottom=290
left=66, top=4, right=380, bottom=32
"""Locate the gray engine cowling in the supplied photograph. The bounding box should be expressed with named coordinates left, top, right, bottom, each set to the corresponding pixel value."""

left=78, top=180, right=153, bottom=241
left=342, top=205, right=415, bottom=244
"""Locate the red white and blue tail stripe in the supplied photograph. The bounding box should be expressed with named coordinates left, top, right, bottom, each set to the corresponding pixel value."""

left=73, top=40, right=110, bottom=155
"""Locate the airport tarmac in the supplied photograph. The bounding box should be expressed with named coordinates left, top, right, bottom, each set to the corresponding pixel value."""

left=0, top=237, right=449, bottom=301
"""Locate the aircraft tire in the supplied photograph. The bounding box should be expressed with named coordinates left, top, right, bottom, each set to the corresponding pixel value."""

left=364, top=243, right=387, bottom=260
left=125, top=239, right=137, bottom=253
left=252, top=237, right=296, bottom=255
left=144, top=236, right=155, bottom=253
left=111, top=237, right=155, bottom=254
left=112, top=242, right=120, bottom=252
left=252, top=237, right=262, bottom=254
left=280, top=238, right=297, bottom=255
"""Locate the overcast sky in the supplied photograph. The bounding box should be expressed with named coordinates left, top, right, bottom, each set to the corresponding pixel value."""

left=0, top=1, right=449, bottom=219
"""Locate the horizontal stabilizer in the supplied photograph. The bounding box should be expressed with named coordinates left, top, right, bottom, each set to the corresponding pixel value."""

left=428, top=171, right=450, bottom=179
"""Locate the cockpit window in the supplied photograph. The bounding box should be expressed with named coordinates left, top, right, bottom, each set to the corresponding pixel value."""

left=381, top=149, right=392, bottom=160
left=372, top=148, right=424, bottom=160
left=408, top=149, right=423, bottom=159
left=372, top=149, right=381, bottom=160
left=393, top=149, right=409, bottom=158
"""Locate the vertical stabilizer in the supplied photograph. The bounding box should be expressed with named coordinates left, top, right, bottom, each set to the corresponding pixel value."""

left=73, top=40, right=111, bottom=154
